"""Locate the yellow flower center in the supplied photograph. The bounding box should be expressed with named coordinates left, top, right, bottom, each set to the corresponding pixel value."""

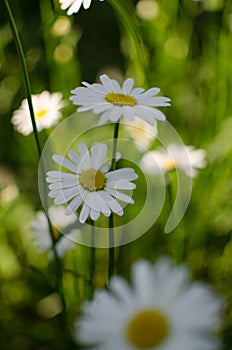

left=105, top=92, right=137, bottom=106
left=51, top=225, right=61, bottom=240
left=79, top=168, right=106, bottom=191
left=36, top=109, right=47, bottom=119
left=163, top=158, right=176, bottom=170
left=126, top=309, right=169, bottom=349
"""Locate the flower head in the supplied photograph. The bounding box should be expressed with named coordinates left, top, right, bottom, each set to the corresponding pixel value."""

left=59, top=0, right=104, bottom=15
left=141, top=144, right=207, bottom=177
left=11, top=91, right=65, bottom=136
left=46, top=142, right=138, bottom=223
left=75, top=258, right=223, bottom=350
left=124, top=116, right=157, bottom=151
left=31, top=206, right=78, bottom=258
left=70, top=74, right=170, bottom=126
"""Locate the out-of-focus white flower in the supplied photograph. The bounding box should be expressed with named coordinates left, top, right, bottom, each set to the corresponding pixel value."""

left=59, top=0, right=104, bottom=16
left=70, top=74, right=170, bottom=126
left=31, top=206, right=78, bottom=258
left=124, top=116, right=157, bottom=151
left=75, top=258, right=223, bottom=350
left=11, top=91, right=65, bottom=136
left=141, top=144, right=207, bottom=177
left=46, top=142, right=138, bottom=223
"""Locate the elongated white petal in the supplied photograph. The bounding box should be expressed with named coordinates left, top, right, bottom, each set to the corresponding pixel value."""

left=105, top=188, right=134, bottom=204
left=52, top=155, right=79, bottom=172
left=79, top=202, right=90, bottom=223
left=66, top=195, right=84, bottom=215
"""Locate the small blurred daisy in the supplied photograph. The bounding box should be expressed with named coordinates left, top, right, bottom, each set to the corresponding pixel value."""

left=124, top=116, right=157, bottom=151
left=141, top=144, right=207, bottom=178
left=59, top=0, right=104, bottom=15
left=75, top=258, right=223, bottom=350
left=70, top=74, right=170, bottom=126
left=31, top=206, right=78, bottom=258
left=46, top=142, right=138, bottom=223
left=11, top=91, right=65, bottom=136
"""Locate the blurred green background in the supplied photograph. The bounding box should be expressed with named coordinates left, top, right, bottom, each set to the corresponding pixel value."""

left=0, top=0, right=232, bottom=348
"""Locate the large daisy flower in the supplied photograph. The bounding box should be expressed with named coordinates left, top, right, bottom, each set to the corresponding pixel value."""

left=11, top=91, right=65, bottom=136
left=141, top=144, right=207, bottom=178
left=59, top=0, right=103, bottom=15
left=75, top=258, right=223, bottom=350
left=46, top=142, right=138, bottom=223
left=70, top=74, right=171, bottom=126
left=31, top=206, right=78, bottom=258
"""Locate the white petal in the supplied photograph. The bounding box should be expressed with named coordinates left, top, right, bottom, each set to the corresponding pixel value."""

left=107, top=179, right=136, bottom=190
left=90, top=208, right=101, bottom=221
left=53, top=186, right=81, bottom=204
left=48, top=180, right=77, bottom=190
left=105, top=188, right=134, bottom=204
left=78, top=142, right=92, bottom=171
left=68, top=150, right=81, bottom=164
left=98, top=191, right=123, bottom=216
left=66, top=195, right=84, bottom=215
left=83, top=0, right=92, bottom=9
left=90, top=143, right=107, bottom=169
left=138, top=87, right=160, bottom=99
left=122, top=78, right=134, bottom=94
left=84, top=192, right=101, bottom=211
left=46, top=171, right=77, bottom=180
left=106, top=168, right=138, bottom=181
left=79, top=202, right=90, bottom=223
left=132, top=260, right=155, bottom=303
left=100, top=74, right=114, bottom=92
left=109, top=107, right=122, bottom=122
left=52, top=155, right=79, bottom=172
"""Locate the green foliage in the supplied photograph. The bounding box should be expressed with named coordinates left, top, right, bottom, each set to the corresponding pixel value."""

left=0, top=0, right=232, bottom=348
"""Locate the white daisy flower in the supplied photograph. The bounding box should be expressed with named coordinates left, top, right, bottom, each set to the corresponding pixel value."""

left=11, top=91, right=65, bottom=136
left=46, top=142, right=138, bottom=223
left=70, top=74, right=171, bottom=126
left=124, top=116, right=157, bottom=151
left=75, top=258, right=223, bottom=350
left=31, top=206, right=78, bottom=258
left=141, top=144, right=207, bottom=178
left=59, top=0, right=103, bottom=15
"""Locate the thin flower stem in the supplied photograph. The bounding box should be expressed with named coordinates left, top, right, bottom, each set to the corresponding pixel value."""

left=108, top=215, right=115, bottom=279
left=4, top=0, right=41, bottom=157
left=166, top=173, right=184, bottom=263
left=107, top=0, right=147, bottom=86
left=108, top=122, right=120, bottom=281
left=3, top=0, right=61, bottom=274
left=111, top=121, right=120, bottom=170
left=4, top=1, right=70, bottom=347
left=90, top=220, right=96, bottom=297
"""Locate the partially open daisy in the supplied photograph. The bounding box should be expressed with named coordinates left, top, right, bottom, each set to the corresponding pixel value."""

left=141, top=144, right=207, bottom=178
left=59, top=0, right=103, bottom=15
left=31, top=206, right=78, bottom=258
left=70, top=74, right=171, bottom=126
left=46, top=142, right=138, bottom=223
left=11, top=91, right=65, bottom=136
left=124, top=116, right=157, bottom=151
left=75, top=258, right=223, bottom=350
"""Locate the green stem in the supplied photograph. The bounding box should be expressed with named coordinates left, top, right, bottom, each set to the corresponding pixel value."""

left=107, top=0, right=147, bottom=86
left=3, top=0, right=62, bottom=277
left=90, top=220, right=96, bottom=297
left=108, top=122, right=120, bottom=281
left=166, top=173, right=184, bottom=263
left=111, top=121, right=120, bottom=170
left=4, top=0, right=41, bottom=157
left=108, top=214, right=115, bottom=279
left=4, top=1, right=70, bottom=346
